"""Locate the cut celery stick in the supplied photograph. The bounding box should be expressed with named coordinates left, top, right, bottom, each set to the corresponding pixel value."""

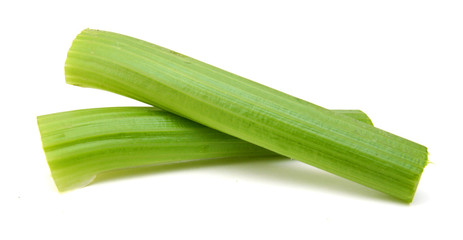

left=65, top=29, right=428, bottom=202
left=38, top=107, right=373, bottom=192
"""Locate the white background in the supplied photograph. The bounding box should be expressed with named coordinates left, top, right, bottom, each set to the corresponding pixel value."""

left=2, top=1, right=462, bottom=239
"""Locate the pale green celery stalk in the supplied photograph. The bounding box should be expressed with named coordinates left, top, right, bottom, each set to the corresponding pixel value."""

left=38, top=107, right=373, bottom=192
left=65, top=29, right=428, bottom=202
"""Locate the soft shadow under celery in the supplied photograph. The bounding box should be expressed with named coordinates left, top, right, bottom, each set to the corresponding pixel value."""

left=92, top=156, right=405, bottom=204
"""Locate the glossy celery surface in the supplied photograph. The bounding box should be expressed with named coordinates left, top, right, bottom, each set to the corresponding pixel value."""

left=38, top=107, right=373, bottom=192
left=65, top=29, right=428, bottom=202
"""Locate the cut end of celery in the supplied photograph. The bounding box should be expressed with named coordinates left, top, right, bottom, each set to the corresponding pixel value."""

left=55, top=175, right=96, bottom=192
left=37, top=115, right=95, bottom=192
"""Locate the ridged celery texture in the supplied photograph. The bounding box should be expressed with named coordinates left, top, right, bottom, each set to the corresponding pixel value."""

left=37, top=107, right=373, bottom=192
left=63, top=29, right=428, bottom=202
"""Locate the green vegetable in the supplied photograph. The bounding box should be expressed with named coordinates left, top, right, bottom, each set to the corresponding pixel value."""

left=38, top=107, right=373, bottom=192
left=64, top=29, right=428, bottom=202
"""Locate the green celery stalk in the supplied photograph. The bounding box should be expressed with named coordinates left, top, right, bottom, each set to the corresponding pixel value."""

left=65, top=29, right=428, bottom=202
left=38, top=107, right=373, bottom=192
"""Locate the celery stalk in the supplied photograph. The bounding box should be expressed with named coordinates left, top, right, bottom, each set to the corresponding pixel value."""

left=38, top=107, right=373, bottom=192
left=64, top=29, right=428, bottom=202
